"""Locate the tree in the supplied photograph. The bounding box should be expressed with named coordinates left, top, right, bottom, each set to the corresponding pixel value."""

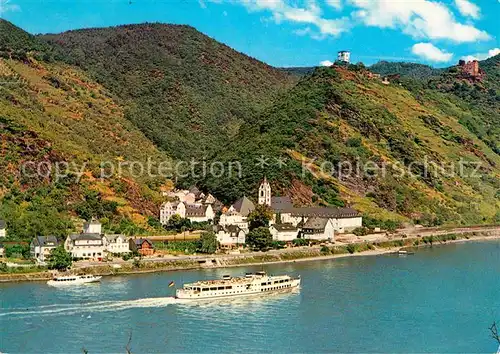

left=246, top=227, right=273, bottom=251
left=166, top=214, right=192, bottom=232
left=247, top=205, right=273, bottom=231
left=197, top=231, right=218, bottom=254
left=47, top=245, right=72, bottom=271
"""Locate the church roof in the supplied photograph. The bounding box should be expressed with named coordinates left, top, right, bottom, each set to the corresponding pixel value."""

left=271, top=196, right=293, bottom=211
left=287, top=207, right=359, bottom=219
left=232, top=196, right=255, bottom=217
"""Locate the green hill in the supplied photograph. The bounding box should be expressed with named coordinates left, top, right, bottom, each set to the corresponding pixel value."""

left=1, top=20, right=498, bottom=240
left=42, top=23, right=296, bottom=159
left=0, top=21, right=172, bottom=239
left=369, top=61, right=442, bottom=79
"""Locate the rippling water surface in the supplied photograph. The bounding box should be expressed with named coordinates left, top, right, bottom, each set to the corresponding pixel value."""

left=1, top=240, right=499, bottom=353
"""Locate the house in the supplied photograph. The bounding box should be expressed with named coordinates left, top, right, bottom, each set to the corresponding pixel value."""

left=160, top=201, right=214, bottom=224
left=219, top=196, right=255, bottom=231
left=65, top=233, right=105, bottom=259
left=0, top=220, right=6, bottom=238
left=160, top=201, right=186, bottom=224
left=269, top=223, right=299, bottom=242
left=103, top=234, right=130, bottom=254
left=214, top=225, right=246, bottom=248
left=129, top=238, right=154, bottom=256
left=30, top=236, right=58, bottom=262
left=185, top=204, right=214, bottom=223
left=83, top=218, right=102, bottom=234
left=300, top=217, right=335, bottom=241
left=218, top=210, right=249, bottom=232
left=280, top=207, right=361, bottom=233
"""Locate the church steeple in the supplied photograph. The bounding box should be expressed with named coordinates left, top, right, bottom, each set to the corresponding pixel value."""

left=258, top=177, right=271, bottom=206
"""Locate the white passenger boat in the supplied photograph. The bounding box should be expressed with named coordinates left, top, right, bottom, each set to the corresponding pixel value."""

left=47, top=275, right=102, bottom=286
left=175, top=271, right=300, bottom=300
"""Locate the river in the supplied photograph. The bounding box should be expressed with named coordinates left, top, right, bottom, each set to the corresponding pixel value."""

left=1, top=240, right=499, bottom=353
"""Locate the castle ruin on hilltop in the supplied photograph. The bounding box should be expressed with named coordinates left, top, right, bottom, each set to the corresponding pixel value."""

left=457, top=59, right=484, bottom=81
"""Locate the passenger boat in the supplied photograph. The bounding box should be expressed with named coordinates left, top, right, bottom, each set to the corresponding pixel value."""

left=47, top=275, right=102, bottom=286
left=175, top=271, right=301, bottom=300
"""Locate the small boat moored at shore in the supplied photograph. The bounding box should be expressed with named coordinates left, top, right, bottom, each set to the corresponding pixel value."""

left=47, top=275, right=102, bottom=286
left=175, top=271, right=300, bottom=300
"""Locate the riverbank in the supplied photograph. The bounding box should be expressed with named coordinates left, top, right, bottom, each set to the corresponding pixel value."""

left=1, top=229, right=498, bottom=283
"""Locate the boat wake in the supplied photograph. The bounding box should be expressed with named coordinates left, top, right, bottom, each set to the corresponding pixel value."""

left=0, top=297, right=179, bottom=318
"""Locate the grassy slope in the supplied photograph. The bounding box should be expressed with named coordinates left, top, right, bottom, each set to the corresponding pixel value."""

left=42, top=23, right=296, bottom=159
left=195, top=66, right=499, bottom=226
left=0, top=55, right=171, bottom=238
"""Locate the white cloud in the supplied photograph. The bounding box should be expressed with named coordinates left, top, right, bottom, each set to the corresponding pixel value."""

left=412, top=43, right=453, bottom=62
left=0, top=0, right=20, bottom=13
left=320, top=60, right=334, bottom=66
left=326, top=0, right=342, bottom=10
left=461, top=47, right=500, bottom=61
left=235, top=0, right=350, bottom=38
left=348, top=0, right=490, bottom=43
left=454, top=0, right=480, bottom=19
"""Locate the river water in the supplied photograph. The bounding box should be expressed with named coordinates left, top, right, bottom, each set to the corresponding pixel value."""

left=1, top=240, right=499, bottom=353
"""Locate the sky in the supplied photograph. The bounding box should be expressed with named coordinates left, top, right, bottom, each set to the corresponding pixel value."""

left=0, top=0, right=499, bottom=67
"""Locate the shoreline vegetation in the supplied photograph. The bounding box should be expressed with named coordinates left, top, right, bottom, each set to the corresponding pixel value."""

left=1, top=228, right=498, bottom=283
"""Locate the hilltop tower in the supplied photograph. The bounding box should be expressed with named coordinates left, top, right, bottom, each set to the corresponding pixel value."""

left=258, top=177, right=272, bottom=206
left=337, top=50, right=351, bottom=64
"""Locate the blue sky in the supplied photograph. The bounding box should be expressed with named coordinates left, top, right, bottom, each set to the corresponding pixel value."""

left=1, top=0, right=498, bottom=67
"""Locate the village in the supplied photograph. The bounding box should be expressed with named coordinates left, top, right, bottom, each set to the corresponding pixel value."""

left=0, top=178, right=364, bottom=264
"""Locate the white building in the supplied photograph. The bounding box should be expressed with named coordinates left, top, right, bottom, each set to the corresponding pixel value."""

left=0, top=220, right=6, bottom=238
left=338, top=50, right=351, bottom=63
left=160, top=201, right=186, bottom=224
left=278, top=207, right=362, bottom=233
left=83, top=218, right=102, bottom=234
left=269, top=224, right=299, bottom=242
left=260, top=179, right=362, bottom=233
left=219, top=196, right=255, bottom=232
left=30, top=236, right=58, bottom=262
left=218, top=210, right=249, bottom=231
left=65, top=233, right=105, bottom=259
left=258, top=177, right=272, bottom=206
left=103, top=234, right=130, bottom=254
left=215, top=225, right=246, bottom=248
left=300, top=217, right=335, bottom=241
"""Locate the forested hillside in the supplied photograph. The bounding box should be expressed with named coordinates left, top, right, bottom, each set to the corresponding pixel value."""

left=369, top=61, right=443, bottom=79
left=0, top=19, right=498, bottom=240
left=42, top=23, right=296, bottom=159
left=193, top=65, right=499, bottom=227
left=0, top=21, right=171, bottom=239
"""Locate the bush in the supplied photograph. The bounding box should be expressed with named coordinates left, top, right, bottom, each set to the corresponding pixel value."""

left=346, top=244, right=356, bottom=254
left=272, top=241, right=286, bottom=249
left=352, top=227, right=370, bottom=236
left=320, top=245, right=331, bottom=254
left=292, top=238, right=308, bottom=247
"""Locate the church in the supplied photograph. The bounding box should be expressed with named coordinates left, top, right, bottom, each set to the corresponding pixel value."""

left=257, top=178, right=363, bottom=235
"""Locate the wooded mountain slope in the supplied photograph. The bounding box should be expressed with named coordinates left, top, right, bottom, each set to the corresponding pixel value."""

left=42, top=23, right=296, bottom=159
left=0, top=19, right=498, bottom=238
left=194, top=66, right=499, bottom=226
left=0, top=21, right=171, bottom=238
